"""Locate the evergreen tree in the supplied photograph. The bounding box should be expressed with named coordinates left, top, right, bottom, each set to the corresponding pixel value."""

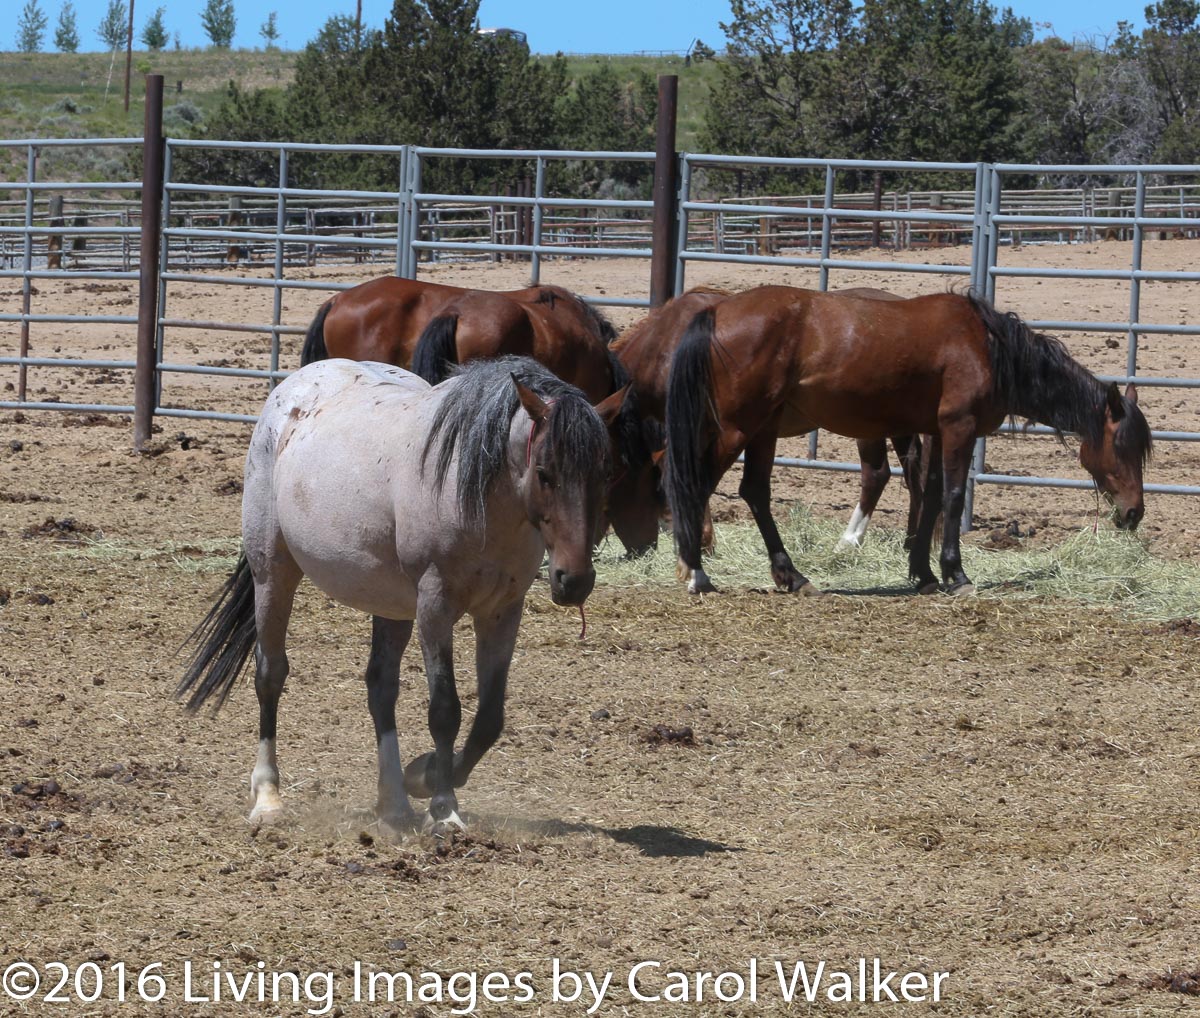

left=260, top=11, right=279, bottom=48
left=142, top=6, right=168, bottom=50
left=1139, top=0, right=1200, bottom=160
left=96, top=0, right=127, bottom=49
left=16, top=0, right=49, bottom=52
left=53, top=0, right=79, bottom=51
left=189, top=1, right=569, bottom=193
left=200, top=0, right=236, bottom=48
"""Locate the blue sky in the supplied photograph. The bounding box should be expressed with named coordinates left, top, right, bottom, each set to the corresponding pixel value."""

left=35, top=0, right=1148, bottom=54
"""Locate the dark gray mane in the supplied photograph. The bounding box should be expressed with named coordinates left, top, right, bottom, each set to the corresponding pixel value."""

left=970, top=293, right=1152, bottom=465
left=421, top=356, right=612, bottom=524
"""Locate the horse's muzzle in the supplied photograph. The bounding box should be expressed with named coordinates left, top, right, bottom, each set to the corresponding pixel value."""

left=1116, top=505, right=1144, bottom=531
left=551, top=567, right=595, bottom=606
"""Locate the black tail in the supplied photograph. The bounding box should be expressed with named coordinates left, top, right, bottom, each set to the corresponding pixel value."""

left=412, top=313, right=459, bottom=384
left=175, top=553, right=257, bottom=714
left=664, top=308, right=717, bottom=569
left=300, top=301, right=332, bottom=366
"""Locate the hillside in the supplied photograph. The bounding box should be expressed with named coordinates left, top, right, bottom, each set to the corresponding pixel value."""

left=0, top=48, right=717, bottom=175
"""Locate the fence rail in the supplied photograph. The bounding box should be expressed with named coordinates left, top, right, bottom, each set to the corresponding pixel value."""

left=3, top=77, right=1200, bottom=524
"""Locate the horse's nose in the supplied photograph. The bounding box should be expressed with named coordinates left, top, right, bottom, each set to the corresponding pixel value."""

left=1123, top=505, right=1144, bottom=530
left=551, top=567, right=596, bottom=605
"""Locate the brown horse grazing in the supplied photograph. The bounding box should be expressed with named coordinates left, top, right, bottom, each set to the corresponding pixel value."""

left=665, top=287, right=1151, bottom=596
left=301, top=276, right=666, bottom=556
left=612, top=287, right=929, bottom=558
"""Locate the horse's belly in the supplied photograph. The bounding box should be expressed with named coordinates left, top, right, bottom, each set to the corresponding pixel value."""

left=786, top=382, right=938, bottom=439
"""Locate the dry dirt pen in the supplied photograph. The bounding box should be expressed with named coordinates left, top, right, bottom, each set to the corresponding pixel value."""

left=1, top=245, right=1200, bottom=1016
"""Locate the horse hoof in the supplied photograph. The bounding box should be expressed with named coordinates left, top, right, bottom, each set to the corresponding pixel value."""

left=798, top=581, right=823, bottom=597
left=947, top=582, right=976, bottom=597
left=687, top=580, right=718, bottom=595
left=917, top=581, right=940, bottom=596
left=248, top=803, right=282, bottom=825
left=424, top=809, right=466, bottom=837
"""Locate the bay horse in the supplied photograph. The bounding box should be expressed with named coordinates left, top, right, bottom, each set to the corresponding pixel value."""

left=302, top=276, right=618, bottom=400
left=665, top=287, right=1151, bottom=595
left=611, top=287, right=928, bottom=559
left=302, top=276, right=664, bottom=556
left=177, top=357, right=616, bottom=833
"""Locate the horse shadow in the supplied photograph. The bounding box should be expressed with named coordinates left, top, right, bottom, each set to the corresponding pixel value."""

left=504, top=817, right=742, bottom=858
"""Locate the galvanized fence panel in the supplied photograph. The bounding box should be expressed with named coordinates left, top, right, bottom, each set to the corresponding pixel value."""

left=3, top=133, right=1199, bottom=517
left=0, top=137, right=143, bottom=416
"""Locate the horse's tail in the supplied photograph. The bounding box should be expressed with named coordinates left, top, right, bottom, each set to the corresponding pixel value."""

left=175, top=553, right=257, bottom=714
left=300, top=300, right=332, bottom=365
left=665, top=307, right=717, bottom=568
left=412, top=313, right=459, bottom=384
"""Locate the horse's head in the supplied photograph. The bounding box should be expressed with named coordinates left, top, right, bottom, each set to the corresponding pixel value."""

left=512, top=378, right=611, bottom=606
left=1079, top=382, right=1151, bottom=530
left=604, top=417, right=672, bottom=561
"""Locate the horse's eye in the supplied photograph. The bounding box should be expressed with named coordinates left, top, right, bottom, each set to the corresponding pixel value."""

left=536, top=467, right=555, bottom=489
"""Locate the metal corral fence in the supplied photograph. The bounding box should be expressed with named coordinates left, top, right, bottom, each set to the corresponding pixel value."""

left=2, top=79, right=1199, bottom=518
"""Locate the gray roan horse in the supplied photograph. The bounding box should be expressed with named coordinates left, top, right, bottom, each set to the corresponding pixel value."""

left=177, top=356, right=617, bottom=833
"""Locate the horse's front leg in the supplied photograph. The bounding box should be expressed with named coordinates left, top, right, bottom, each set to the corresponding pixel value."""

left=451, top=599, right=522, bottom=788
left=408, top=589, right=464, bottom=832
left=365, top=615, right=417, bottom=829
left=938, top=421, right=977, bottom=594
left=741, top=425, right=819, bottom=594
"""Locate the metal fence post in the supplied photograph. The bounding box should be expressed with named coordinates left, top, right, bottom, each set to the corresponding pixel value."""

left=673, top=154, right=692, bottom=296
left=133, top=74, right=164, bottom=450
left=649, top=74, right=679, bottom=307
left=531, top=156, right=545, bottom=285
left=962, top=162, right=994, bottom=532
left=18, top=144, right=35, bottom=401
left=1127, top=171, right=1146, bottom=380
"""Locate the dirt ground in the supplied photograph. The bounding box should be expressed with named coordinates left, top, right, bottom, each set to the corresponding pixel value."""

left=2, top=244, right=1200, bottom=1015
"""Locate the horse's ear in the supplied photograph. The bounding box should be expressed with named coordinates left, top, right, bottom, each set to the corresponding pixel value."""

left=592, top=385, right=629, bottom=428
left=1125, top=381, right=1139, bottom=406
left=1106, top=382, right=1126, bottom=421
left=511, top=375, right=550, bottom=426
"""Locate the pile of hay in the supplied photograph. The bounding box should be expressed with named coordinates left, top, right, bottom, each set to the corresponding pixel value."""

left=596, top=512, right=1200, bottom=623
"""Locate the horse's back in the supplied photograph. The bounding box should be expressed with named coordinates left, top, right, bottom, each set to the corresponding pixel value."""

left=248, top=360, right=438, bottom=617
left=324, top=276, right=469, bottom=363
left=711, top=287, right=988, bottom=440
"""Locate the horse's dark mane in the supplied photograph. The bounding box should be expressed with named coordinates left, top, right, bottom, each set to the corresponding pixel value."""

left=605, top=347, right=660, bottom=476
left=421, top=355, right=611, bottom=524
left=970, top=292, right=1152, bottom=465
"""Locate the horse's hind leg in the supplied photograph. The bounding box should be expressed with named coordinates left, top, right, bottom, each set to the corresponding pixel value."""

left=907, top=436, right=942, bottom=594
left=839, top=438, right=890, bottom=549
left=741, top=425, right=819, bottom=594
left=937, top=420, right=977, bottom=593
left=365, top=615, right=417, bottom=829
left=248, top=549, right=302, bottom=822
